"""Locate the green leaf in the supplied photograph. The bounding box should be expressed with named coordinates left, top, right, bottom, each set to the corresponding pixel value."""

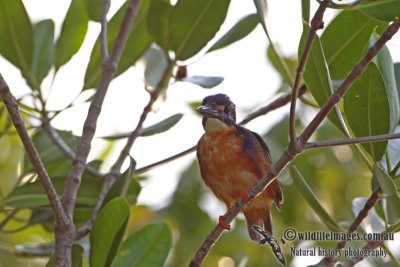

left=0, top=0, right=34, bottom=85
left=299, top=23, right=341, bottom=130
left=267, top=45, right=297, bottom=86
left=253, top=0, right=268, bottom=34
left=354, top=0, right=400, bottom=21
left=85, top=0, right=102, bottom=22
left=344, top=63, right=390, bottom=161
left=139, top=46, right=168, bottom=89
left=103, top=157, right=141, bottom=206
left=301, top=0, right=310, bottom=23
left=31, top=20, right=55, bottom=85
left=55, top=0, right=89, bottom=70
left=90, top=197, right=130, bottom=267
left=103, top=114, right=183, bottom=140
left=395, top=63, right=400, bottom=104
left=181, top=76, right=223, bottom=88
left=83, top=0, right=153, bottom=90
left=142, top=113, right=183, bottom=136
left=291, top=166, right=342, bottom=232
left=207, top=14, right=259, bottom=53
left=170, top=0, right=230, bottom=60
left=373, top=165, right=400, bottom=225
left=369, top=33, right=400, bottom=132
left=148, top=0, right=172, bottom=50
left=321, top=10, right=387, bottom=80
left=112, top=223, right=171, bottom=267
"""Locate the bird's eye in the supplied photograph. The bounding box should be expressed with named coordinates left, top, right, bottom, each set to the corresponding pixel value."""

left=224, top=106, right=229, bottom=114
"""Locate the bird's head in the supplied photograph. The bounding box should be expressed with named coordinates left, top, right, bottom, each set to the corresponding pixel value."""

left=197, top=94, right=236, bottom=130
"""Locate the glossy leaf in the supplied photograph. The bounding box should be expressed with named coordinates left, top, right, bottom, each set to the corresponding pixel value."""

left=0, top=0, right=34, bottom=84
left=253, top=0, right=268, bottom=34
left=83, top=0, right=153, bottom=89
left=354, top=0, right=400, bottom=21
left=321, top=10, right=387, bottom=80
left=32, top=20, right=55, bottom=85
left=290, top=166, right=342, bottom=232
left=267, top=45, right=297, bottom=86
left=112, top=223, right=171, bottom=267
left=373, top=165, right=400, bottom=225
left=299, top=23, right=341, bottom=130
left=142, top=113, right=183, bottom=136
left=395, top=63, right=400, bottom=101
left=207, top=14, right=259, bottom=53
left=138, top=46, right=168, bottom=89
left=55, top=0, right=89, bottom=70
left=90, top=197, right=130, bottom=267
left=148, top=0, right=172, bottom=50
left=369, top=34, right=400, bottom=132
left=181, top=76, right=223, bottom=88
left=344, top=63, right=390, bottom=161
left=103, top=157, right=141, bottom=206
left=85, top=0, right=102, bottom=22
left=170, top=0, right=230, bottom=60
left=301, top=0, right=310, bottom=23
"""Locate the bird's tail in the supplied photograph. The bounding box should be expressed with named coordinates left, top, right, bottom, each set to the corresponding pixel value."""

left=243, top=207, right=272, bottom=242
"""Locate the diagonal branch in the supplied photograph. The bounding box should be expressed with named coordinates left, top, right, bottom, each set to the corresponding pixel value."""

left=340, top=239, right=384, bottom=267
left=189, top=16, right=400, bottom=267
left=289, top=1, right=329, bottom=144
left=62, top=0, right=143, bottom=219
left=310, top=187, right=382, bottom=267
left=0, top=73, right=69, bottom=226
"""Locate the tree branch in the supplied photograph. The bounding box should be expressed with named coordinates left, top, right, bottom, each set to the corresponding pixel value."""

left=340, top=240, right=384, bottom=267
left=76, top=58, right=176, bottom=238
left=62, top=0, right=142, bottom=219
left=0, top=73, right=69, bottom=227
left=306, top=133, right=400, bottom=149
left=189, top=16, right=400, bottom=267
left=310, top=187, right=382, bottom=267
left=101, top=0, right=111, bottom=62
left=289, top=1, right=329, bottom=145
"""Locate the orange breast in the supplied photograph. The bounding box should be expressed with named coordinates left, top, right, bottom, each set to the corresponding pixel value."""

left=197, top=129, right=261, bottom=209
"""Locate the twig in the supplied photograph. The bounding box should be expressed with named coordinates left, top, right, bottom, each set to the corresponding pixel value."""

left=62, top=0, right=142, bottom=219
left=310, top=187, right=382, bottom=267
left=76, top=58, right=176, bottom=238
left=306, top=133, right=400, bottom=149
left=101, top=0, right=111, bottom=62
left=136, top=86, right=307, bottom=174
left=189, top=16, right=400, bottom=267
left=289, top=1, right=329, bottom=145
left=339, top=240, right=384, bottom=267
left=0, top=73, right=69, bottom=227
left=42, top=115, right=104, bottom=179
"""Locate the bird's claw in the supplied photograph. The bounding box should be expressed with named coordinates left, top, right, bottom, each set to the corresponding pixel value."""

left=218, top=216, right=231, bottom=230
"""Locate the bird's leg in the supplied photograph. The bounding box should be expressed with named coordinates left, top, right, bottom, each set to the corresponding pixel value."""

left=218, top=215, right=231, bottom=230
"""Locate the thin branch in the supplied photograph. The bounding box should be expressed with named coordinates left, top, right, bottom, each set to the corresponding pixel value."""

left=310, top=187, right=381, bottom=267
left=137, top=86, right=307, bottom=174
left=62, top=0, right=143, bottom=219
left=306, top=133, right=400, bottom=149
left=101, top=0, right=111, bottom=62
left=340, top=240, right=384, bottom=267
left=189, top=16, right=400, bottom=267
left=0, top=73, right=69, bottom=227
left=41, top=116, right=104, bottom=179
left=76, top=58, right=176, bottom=238
left=289, top=1, right=329, bottom=145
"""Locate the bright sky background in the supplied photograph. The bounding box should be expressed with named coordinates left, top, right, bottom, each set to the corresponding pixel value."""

left=1, top=0, right=400, bottom=265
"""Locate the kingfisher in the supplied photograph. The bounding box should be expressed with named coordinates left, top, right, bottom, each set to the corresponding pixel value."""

left=196, top=94, right=283, bottom=241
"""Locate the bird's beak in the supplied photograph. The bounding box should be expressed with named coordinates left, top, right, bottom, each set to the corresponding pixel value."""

left=197, top=105, right=219, bottom=118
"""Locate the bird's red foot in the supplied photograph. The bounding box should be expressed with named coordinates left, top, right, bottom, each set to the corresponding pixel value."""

left=241, top=190, right=252, bottom=203
left=218, top=216, right=231, bottom=230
